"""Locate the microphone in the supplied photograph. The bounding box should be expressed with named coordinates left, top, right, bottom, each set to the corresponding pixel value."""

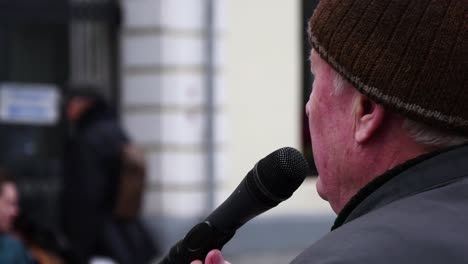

left=159, top=147, right=309, bottom=264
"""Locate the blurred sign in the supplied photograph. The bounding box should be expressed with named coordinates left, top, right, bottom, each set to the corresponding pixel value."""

left=0, top=83, right=60, bottom=125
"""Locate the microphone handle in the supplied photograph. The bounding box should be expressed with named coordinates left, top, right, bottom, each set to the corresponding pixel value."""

left=158, top=222, right=235, bottom=264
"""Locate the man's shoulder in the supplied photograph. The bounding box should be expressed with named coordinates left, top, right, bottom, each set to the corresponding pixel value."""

left=291, top=218, right=402, bottom=264
left=82, top=118, right=127, bottom=148
left=84, top=118, right=121, bottom=137
left=292, top=181, right=468, bottom=264
left=0, top=235, right=34, bottom=262
left=0, top=234, right=25, bottom=248
left=292, top=216, right=433, bottom=264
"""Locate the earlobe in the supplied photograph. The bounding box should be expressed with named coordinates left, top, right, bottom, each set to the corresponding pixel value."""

left=354, top=95, right=385, bottom=144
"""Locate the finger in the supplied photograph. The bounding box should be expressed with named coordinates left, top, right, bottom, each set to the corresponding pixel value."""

left=191, top=261, right=203, bottom=264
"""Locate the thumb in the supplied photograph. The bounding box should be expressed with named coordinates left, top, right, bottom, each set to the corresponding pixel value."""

left=205, top=249, right=230, bottom=264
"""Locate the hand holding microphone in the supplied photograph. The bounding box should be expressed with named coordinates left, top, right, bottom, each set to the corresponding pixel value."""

left=159, top=147, right=309, bottom=264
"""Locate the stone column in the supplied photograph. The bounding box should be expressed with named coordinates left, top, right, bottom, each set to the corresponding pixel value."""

left=120, top=0, right=227, bottom=247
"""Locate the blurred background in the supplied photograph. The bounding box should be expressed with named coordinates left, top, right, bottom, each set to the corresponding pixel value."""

left=0, top=0, right=334, bottom=263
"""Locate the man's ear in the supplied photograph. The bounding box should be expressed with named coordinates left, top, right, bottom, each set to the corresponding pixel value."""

left=353, top=94, right=386, bottom=144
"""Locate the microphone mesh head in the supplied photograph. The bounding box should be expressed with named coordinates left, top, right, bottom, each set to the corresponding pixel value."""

left=255, top=147, right=309, bottom=202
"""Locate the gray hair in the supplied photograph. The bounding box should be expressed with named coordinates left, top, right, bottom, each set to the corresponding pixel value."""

left=331, top=70, right=468, bottom=148
left=403, top=119, right=468, bottom=148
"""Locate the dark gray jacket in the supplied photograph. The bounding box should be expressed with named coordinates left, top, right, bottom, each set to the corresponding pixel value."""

left=61, top=103, right=126, bottom=263
left=292, top=144, right=468, bottom=264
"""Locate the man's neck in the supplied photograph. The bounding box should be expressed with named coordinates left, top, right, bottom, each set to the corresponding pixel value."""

left=333, top=129, right=434, bottom=213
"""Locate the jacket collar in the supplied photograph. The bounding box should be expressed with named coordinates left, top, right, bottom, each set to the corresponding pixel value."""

left=332, top=143, right=468, bottom=230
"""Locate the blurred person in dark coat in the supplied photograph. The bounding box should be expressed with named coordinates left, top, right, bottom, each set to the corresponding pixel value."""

left=61, top=88, right=157, bottom=264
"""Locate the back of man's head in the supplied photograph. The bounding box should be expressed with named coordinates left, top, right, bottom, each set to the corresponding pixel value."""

left=65, top=85, right=110, bottom=122
left=308, top=0, right=467, bottom=147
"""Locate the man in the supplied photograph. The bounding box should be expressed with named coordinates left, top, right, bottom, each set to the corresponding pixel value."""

left=61, top=90, right=126, bottom=263
left=0, top=168, right=35, bottom=263
left=61, top=89, right=157, bottom=264
left=193, top=0, right=467, bottom=263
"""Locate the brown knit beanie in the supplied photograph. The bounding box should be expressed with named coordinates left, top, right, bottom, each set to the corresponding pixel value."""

left=309, top=0, right=467, bottom=134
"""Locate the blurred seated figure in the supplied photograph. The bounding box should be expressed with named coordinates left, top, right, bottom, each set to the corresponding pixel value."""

left=0, top=168, right=35, bottom=264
